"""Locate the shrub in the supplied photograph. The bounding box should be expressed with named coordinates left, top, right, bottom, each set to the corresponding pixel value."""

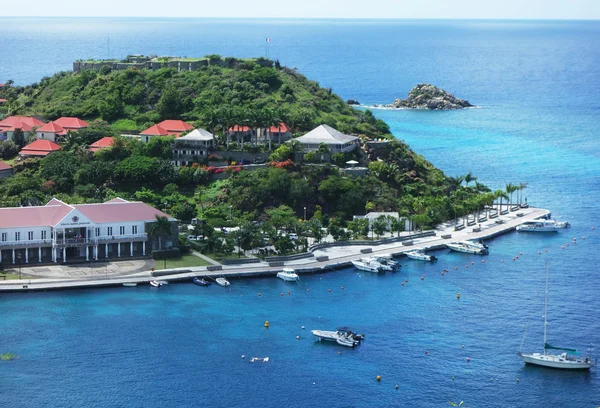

left=151, top=247, right=181, bottom=259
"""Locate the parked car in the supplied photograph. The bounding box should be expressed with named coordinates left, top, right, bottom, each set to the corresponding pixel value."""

left=239, top=159, right=251, bottom=165
left=288, top=233, right=299, bottom=240
left=253, top=157, right=266, bottom=164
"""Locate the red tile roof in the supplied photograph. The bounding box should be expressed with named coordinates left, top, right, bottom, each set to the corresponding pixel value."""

left=0, top=98, right=7, bottom=103
left=20, top=139, right=62, bottom=157
left=0, top=204, right=73, bottom=228
left=229, top=124, right=250, bottom=132
left=0, top=160, right=12, bottom=171
left=0, top=197, right=175, bottom=229
left=157, top=120, right=193, bottom=133
left=89, top=136, right=115, bottom=152
left=0, top=116, right=45, bottom=130
left=268, top=122, right=290, bottom=133
left=74, top=201, right=173, bottom=223
left=53, top=117, right=89, bottom=129
left=140, top=124, right=171, bottom=136
left=3, top=121, right=33, bottom=132
left=37, top=121, right=66, bottom=135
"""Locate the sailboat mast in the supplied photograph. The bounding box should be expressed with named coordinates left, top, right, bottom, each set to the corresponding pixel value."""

left=543, top=261, right=549, bottom=355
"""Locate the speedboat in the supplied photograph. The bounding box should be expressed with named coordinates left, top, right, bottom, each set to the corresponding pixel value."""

left=351, top=259, right=380, bottom=273
left=277, top=268, right=299, bottom=282
left=150, top=280, right=168, bottom=287
left=446, top=240, right=488, bottom=255
left=516, top=219, right=570, bottom=232
left=361, top=257, right=393, bottom=271
left=193, top=277, right=210, bottom=286
left=405, top=249, right=437, bottom=262
left=215, top=277, right=230, bottom=287
left=250, top=357, right=270, bottom=363
left=311, top=329, right=362, bottom=347
left=372, top=256, right=400, bottom=270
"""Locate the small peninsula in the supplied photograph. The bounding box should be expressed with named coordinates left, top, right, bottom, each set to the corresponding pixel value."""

left=389, top=84, right=473, bottom=110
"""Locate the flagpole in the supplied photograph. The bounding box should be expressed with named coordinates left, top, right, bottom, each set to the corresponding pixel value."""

left=265, top=38, right=268, bottom=59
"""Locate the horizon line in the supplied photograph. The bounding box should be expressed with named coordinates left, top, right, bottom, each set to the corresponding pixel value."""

left=1, top=16, right=599, bottom=21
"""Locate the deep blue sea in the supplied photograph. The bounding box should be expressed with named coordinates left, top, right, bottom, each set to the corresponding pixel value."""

left=0, top=18, right=599, bottom=407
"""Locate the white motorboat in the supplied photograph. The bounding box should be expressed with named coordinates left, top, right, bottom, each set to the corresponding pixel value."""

left=276, top=268, right=299, bottom=282
left=518, top=262, right=593, bottom=370
left=250, top=357, right=270, bottom=363
left=372, top=256, right=400, bottom=270
left=215, top=277, right=230, bottom=287
left=446, top=240, right=488, bottom=255
left=516, top=219, right=570, bottom=232
left=405, top=249, right=437, bottom=262
left=311, top=329, right=362, bottom=347
left=150, top=280, right=168, bottom=287
left=361, top=257, right=393, bottom=271
left=351, top=259, right=380, bottom=273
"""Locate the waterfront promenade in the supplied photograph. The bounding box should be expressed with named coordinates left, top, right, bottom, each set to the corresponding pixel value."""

left=0, top=207, right=549, bottom=292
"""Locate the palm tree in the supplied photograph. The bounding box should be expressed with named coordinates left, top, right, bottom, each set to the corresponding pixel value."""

left=505, top=183, right=518, bottom=211
left=464, top=172, right=477, bottom=187
left=494, top=189, right=508, bottom=214
left=448, top=175, right=464, bottom=192
left=148, top=215, right=172, bottom=250
left=517, top=182, right=528, bottom=206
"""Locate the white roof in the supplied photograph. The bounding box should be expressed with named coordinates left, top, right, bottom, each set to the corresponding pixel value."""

left=293, top=124, right=358, bottom=145
left=364, top=212, right=399, bottom=219
left=179, top=128, right=214, bottom=141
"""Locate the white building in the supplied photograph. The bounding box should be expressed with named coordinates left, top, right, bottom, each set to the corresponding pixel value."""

left=293, top=124, right=358, bottom=153
left=0, top=197, right=177, bottom=265
left=171, top=128, right=214, bottom=166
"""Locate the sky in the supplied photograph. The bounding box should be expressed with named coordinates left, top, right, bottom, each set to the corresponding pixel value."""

left=1, top=0, right=598, bottom=19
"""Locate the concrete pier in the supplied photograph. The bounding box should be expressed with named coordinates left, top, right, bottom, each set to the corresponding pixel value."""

left=0, top=207, right=550, bottom=292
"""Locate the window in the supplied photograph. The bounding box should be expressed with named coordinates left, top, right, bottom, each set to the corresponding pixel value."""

left=119, top=226, right=125, bottom=235
left=107, top=227, right=113, bottom=236
left=15, top=232, right=20, bottom=241
left=95, top=228, right=100, bottom=237
left=41, top=231, right=47, bottom=240
left=28, top=231, right=34, bottom=240
left=1, top=233, right=6, bottom=242
left=132, top=225, right=138, bottom=235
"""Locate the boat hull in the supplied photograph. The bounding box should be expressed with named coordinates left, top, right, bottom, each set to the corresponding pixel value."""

left=351, top=260, right=380, bottom=273
left=519, top=353, right=592, bottom=370
left=277, top=272, right=299, bottom=281
left=215, top=278, right=230, bottom=287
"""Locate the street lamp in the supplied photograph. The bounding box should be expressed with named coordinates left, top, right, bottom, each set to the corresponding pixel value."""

left=17, top=253, right=21, bottom=280
left=303, top=206, right=307, bottom=221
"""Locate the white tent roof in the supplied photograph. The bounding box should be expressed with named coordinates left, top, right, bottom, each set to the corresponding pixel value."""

left=293, top=124, right=358, bottom=145
left=346, top=160, right=359, bottom=164
left=179, top=128, right=214, bottom=141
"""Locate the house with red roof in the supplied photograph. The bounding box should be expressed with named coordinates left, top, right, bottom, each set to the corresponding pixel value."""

left=89, top=136, right=116, bottom=152
left=0, top=197, right=177, bottom=264
left=36, top=121, right=66, bottom=142
left=0, top=160, right=12, bottom=179
left=226, top=124, right=257, bottom=148
left=19, top=139, right=62, bottom=158
left=260, top=122, right=292, bottom=146
left=0, top=115, right=45, bottom=142
left=53, top=117, right=89, bottom=131
left=140, top=120, right=193, bottom=143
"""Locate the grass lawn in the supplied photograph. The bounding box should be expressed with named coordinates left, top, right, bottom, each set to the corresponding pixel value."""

left=155, top=253, right=212, bottom=270
left=203, top=251, right=247, bottom=262
left=0, top=272, right=25, bottom=280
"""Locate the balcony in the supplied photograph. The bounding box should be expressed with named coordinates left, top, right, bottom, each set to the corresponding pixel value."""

left=0, top=239, right=52, bottom=249
left=52, top=234, right=148, bottom=247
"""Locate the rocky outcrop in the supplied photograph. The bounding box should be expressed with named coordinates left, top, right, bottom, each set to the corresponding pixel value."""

left=346, top=99, right=360, bottom=105
left=389, top=84, right=473, bottom=110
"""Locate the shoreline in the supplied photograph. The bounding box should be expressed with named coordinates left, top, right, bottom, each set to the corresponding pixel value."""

left=0, top=206, right=550, bottom=293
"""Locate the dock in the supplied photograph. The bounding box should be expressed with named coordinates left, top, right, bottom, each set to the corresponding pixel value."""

left=0, top=207, right=550, bottom=292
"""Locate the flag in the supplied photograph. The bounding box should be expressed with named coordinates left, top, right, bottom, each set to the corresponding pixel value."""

left=266, top=38, right=271, bottom=42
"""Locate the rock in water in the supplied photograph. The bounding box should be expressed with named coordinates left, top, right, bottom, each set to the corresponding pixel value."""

left=390, top=84, right=473, bottom=110
left=346, top=99, right=360, bottom=105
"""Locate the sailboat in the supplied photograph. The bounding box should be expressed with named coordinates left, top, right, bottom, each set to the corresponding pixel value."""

left=518, top=262, right=593, bottom=370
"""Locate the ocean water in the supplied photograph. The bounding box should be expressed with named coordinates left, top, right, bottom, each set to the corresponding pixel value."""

left=0, top=18, right=599, bottom=407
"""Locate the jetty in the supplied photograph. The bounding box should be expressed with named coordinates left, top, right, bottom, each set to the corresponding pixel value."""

left=0, top=207, right=550, bottom=292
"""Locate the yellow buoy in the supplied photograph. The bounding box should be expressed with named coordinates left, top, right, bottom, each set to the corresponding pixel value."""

left=264, top=321, right=270, bottom=328
left=376, top=375, right=381, bottom=381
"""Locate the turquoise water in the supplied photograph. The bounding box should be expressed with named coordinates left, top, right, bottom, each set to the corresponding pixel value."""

left=0, top=19, right=599, bottom=407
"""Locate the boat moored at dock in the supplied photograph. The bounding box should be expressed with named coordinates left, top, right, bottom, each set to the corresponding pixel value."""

left=215, top=277, right=230, bottom=287
left=277, top=268, right=299, bottom=282
left=351, top=258, right=381, bottom=273
left=405, top=249, right=437, bottom=262
left=446, top=240, right=489, bottom=255
left=516, top=218, right=570, bottom=232
left=192, top=277, right=210, bottom=286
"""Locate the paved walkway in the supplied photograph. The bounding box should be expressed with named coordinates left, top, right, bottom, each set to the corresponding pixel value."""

left=191, top=251, right=221, bottom=266
left=0, top=207, right=550, bottom=291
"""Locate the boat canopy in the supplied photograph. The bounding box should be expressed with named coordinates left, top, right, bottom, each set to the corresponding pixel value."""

left=544, top=343, right=578, bottom=352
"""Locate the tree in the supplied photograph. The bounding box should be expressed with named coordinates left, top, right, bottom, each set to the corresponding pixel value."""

left=372, top=215, right=388, bottom=240
left=148, top=215, right=172, bottom=250
left=347, top=218, right=369, bottom=239
left=505, top=183, right=518, bottom=210
left=464, top=171, right=477, bottom=187
left=266, top=205, right=296, bottom=233
left=390, top=216, right=404, bottom=237
left=157, top=87, right=183, bottom=120
left=12, top=128, right=26, bottom=148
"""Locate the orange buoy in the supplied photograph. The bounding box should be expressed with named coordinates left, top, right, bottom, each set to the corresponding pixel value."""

left=288, top=291, right=291, bottom=295
left=482, top=260, right=486, bottom=263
